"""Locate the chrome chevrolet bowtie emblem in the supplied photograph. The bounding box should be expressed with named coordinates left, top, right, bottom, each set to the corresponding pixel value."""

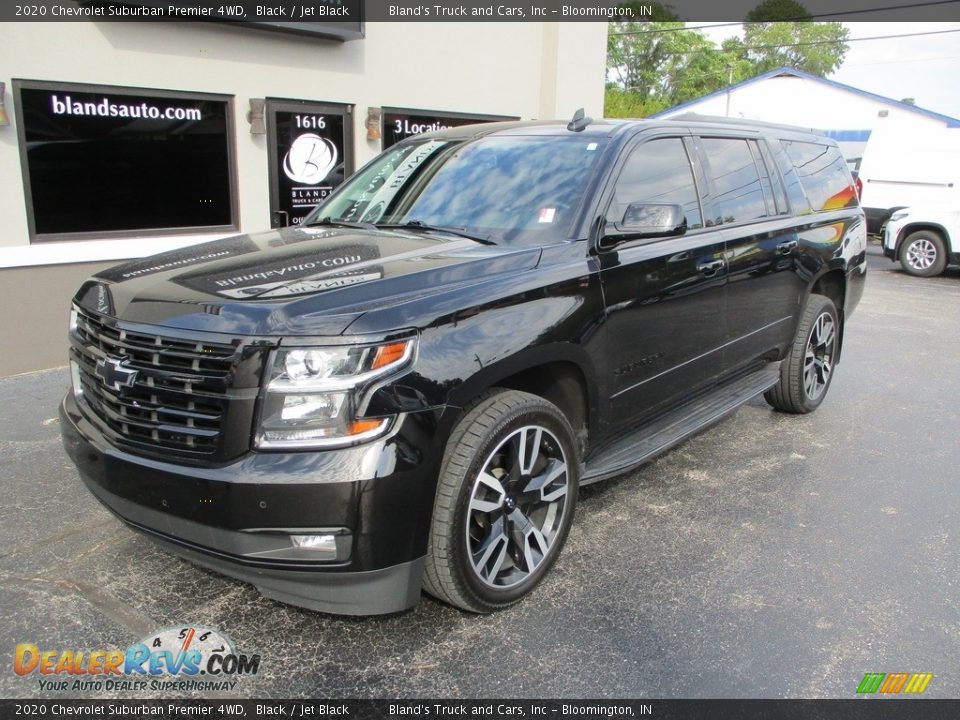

left=95, top=356, right=138, bottom=392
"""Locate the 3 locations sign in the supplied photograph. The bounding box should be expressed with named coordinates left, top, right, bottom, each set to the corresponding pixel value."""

left=267, top=100, right=353, bottom=228
left=381, top=108, right=516, bottom=149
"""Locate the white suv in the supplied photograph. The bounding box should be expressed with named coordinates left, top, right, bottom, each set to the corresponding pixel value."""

left=883, top=208, right=959, bottom=277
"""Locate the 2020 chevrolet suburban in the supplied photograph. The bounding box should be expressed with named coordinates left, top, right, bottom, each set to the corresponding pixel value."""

left=61, top=115, right=867, bottom=615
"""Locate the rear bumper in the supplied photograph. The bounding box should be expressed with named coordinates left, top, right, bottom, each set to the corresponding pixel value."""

left=843, top=246, right=867, bottom=320
left=60, top=392, right=445, bottom=615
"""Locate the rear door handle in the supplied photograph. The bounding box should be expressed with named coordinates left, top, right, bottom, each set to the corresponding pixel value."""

left=777, top=239, right=798, bottom=254
left=696, top=259, right=725, bottom=276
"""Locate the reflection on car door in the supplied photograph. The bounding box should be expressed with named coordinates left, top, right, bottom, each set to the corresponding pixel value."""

left=597, top=136, right=728, bottom=431
left=692, top=135, right=806, bottom=375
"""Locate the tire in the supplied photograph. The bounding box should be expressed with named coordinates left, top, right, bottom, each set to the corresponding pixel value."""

left=423, top=389, right=579, bottom=613
left=764, top=294, right=839, bottom=414
left=899, top=230, right=947, bottom=277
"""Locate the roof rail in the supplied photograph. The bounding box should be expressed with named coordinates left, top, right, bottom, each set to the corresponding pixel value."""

left=667, top=112, right=822, bottom=135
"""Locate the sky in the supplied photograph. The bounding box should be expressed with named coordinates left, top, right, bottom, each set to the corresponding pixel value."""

left=698, top=22, right=960, bottom=120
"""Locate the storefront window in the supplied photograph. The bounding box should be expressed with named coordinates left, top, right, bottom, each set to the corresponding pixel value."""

left=381, top=108, right=516, bottom=149
left=15, top=81, right=236, bottom=240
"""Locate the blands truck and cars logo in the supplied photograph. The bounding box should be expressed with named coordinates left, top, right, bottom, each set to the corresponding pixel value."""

left=13, top=626, right=260, bottom=693
left=273, top=109, right=347, bottom=227
left=283, top=133, right=339, bottom=186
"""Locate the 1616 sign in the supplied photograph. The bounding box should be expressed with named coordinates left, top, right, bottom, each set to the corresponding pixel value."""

left=269, top=103, right=351, bottom=228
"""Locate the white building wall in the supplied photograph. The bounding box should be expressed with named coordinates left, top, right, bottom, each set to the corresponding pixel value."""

left=0, top=21, right=606, bottom=268
left=542, top=23, right=608, bottom=121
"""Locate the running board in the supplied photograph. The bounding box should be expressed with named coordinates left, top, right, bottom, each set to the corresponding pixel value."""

left=581, top=364, right=781, bottom=485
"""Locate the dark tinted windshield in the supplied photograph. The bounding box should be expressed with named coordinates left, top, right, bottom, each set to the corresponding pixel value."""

left=307, top=135, right=606, bottom=245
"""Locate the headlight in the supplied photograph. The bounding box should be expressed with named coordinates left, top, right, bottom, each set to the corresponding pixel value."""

left=889, top=210, right=909, bottom=222
left=255, top=337, right=415, bottom=450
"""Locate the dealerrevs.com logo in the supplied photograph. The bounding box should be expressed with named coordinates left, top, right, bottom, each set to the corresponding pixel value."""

left=14, top=626, right=260, bottom=693
left=856, top=672, right=934, bottom=695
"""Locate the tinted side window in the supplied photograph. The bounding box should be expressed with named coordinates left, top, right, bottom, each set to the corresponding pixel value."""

left=700, top=138, right=768, bottom=225
left=608, top=138, right=703, bottom=230
left=781, top=141, right=858, bottom=212
left=771, top=142, right=811, bottom=213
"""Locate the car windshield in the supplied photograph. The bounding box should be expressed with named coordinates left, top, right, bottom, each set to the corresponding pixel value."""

left=305, top=135, right=606, bottom=245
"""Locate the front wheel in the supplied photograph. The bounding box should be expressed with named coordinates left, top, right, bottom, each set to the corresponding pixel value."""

left=765, top=294, right=839, bottom=414
left=900, top=230, right=947, bottom=277
left=423, top=389, right=579, bottom=613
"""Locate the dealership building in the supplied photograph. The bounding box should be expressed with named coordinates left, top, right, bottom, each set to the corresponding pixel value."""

left=652, top=66, right=960, bottom=160
left=0, top=19, right=607, bottom=376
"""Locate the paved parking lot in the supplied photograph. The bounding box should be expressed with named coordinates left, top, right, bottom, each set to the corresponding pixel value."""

left=1, top=245, right=958, bottom=699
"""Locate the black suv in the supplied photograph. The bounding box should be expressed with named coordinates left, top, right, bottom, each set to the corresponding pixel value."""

left=61, top=115, right=867, bottom=615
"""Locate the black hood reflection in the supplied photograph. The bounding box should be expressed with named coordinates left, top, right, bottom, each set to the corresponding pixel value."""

left=85, top=226, right=540, bottom=336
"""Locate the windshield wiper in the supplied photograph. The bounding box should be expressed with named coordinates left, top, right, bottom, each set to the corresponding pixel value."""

left=377, top=220, right=495, bottom=245
left=304, top=217, right=378, bottom=231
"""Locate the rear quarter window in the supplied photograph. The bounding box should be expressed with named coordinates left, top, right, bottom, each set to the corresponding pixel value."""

left=781, top=140, right=858, bottom=213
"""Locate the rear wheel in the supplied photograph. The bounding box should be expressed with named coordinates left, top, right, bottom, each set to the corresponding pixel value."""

left=765, top=294, right=839, bottom=414
left=423, top=389, right=578, bottom=613
left=900, top=230, right=947, bottom=277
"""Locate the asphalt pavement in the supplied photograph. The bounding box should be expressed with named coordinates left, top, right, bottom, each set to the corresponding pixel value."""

left=1, top=244, right=958, bottom=699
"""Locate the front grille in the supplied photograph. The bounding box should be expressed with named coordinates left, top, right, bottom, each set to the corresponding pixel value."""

left=70, top=305, right=240, bottom=456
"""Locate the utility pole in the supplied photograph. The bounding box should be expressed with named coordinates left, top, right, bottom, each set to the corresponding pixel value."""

left=725, top=64, right=734, bottom=117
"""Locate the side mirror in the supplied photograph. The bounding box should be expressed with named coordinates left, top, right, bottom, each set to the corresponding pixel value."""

left=601, top=203, right=687, bottom=248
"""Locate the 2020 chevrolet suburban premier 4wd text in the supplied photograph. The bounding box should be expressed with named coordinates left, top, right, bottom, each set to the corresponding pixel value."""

left=61, top=114, right=867, bottom=615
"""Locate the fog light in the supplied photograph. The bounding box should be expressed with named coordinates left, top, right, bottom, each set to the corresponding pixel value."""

left=290, top=534, right=337, bottom=554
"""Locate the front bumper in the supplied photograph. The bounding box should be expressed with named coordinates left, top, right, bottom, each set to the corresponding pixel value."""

left=60, top=392, right=445, bottom=615
left=882, top=223, right=899, bottom=260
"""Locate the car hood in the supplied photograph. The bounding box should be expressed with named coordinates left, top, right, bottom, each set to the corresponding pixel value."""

left=79, top=226, right=541, bottom=337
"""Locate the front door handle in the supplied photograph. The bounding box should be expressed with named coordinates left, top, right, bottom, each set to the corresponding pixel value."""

left=696, top=258, right=725, bottom=276
left=777, top=239, right=799, bottom=254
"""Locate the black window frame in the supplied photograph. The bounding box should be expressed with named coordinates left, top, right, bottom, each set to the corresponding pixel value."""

left=747, top=139, right=777, bottom=217
left=757, top=138, right=791, bottom=216
left=13, top=79, right=239, bottom=244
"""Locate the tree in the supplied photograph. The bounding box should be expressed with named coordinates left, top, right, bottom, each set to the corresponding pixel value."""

left=746, top=0, right=812, bottom=21
left=660, top=32, right=736, bottom=105
left=606, top=3, right=685, bottom=104
left=606, top=3, right=737, bottom=115
left=604, top=86, right=667, bottom=118
left=742, top=1, right=849, bottom=76
left=604, top=0, right=849, bottom=117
